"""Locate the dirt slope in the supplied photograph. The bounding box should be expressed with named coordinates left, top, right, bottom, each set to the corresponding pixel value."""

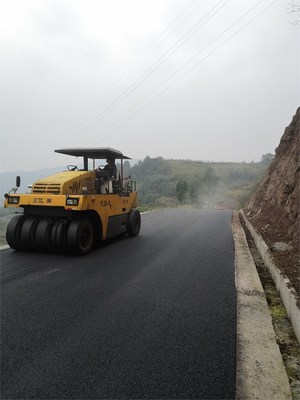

left=244, top=108, right=299, bottom=294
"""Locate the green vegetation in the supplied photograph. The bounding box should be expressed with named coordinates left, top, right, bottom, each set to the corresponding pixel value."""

left=127, top=156, right=270, bottom=209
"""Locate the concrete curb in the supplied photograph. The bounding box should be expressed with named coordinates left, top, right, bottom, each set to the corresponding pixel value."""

left=232, top=211, right=291, bottom=400
left=240, top=210, right=300, bottom=344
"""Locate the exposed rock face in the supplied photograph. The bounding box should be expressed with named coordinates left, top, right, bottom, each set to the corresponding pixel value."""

left=244, top=108, right=299, bottom=292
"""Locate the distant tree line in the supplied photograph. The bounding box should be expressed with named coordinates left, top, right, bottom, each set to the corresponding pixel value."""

left=124, top=154, right=273, bottom=209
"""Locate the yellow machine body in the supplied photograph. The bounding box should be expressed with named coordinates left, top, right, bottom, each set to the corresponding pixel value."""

left=4, top=148, right=140, bottom=255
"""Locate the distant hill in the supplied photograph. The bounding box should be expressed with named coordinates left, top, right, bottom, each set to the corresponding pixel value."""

left=128, top=157, right=269, bottom=209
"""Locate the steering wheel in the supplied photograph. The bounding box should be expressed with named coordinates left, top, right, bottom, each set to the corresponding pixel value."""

left=67, top=165, right=78, bottom=171
left=97, top=165, right=106, bottom=171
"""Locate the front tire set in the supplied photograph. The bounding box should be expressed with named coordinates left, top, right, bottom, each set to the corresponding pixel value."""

left=6, top=210, right=141, bottom=255
left=6, top=216, right=93, bottom=255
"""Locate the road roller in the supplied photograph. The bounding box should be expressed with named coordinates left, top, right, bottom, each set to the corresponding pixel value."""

left=4, top=148, right=141, bottom=255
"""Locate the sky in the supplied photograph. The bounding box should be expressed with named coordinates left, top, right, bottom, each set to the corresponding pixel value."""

left=0, top=0, right=299, bottom=172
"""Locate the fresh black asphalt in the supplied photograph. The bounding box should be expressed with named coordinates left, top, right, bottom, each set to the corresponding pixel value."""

left=1, top=208, right=236, bottom=399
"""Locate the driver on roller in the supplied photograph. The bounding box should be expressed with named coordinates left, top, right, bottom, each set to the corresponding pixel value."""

left=104, top=157, right=117, bottom=179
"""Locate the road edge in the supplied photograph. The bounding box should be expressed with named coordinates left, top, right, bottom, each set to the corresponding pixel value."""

left=240, top=209, right=300, bottom=344
left=232, top=210, right=292, bottom=400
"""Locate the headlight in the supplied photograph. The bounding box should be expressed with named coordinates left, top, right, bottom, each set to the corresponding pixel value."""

left=8, top=196, right=20, bottom=204
left=66, top=197, right=79, bottom=206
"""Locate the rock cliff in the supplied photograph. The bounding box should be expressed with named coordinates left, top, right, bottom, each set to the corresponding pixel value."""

left=244, top=108, right=299, bottom=293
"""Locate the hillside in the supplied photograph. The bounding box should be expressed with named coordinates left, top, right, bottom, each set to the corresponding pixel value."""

left=128, top=158, right=269, bottom=209
left=244, top=108, right=300, bottom=294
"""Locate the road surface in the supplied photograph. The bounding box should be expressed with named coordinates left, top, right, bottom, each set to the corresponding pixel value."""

left=1, top=208, right=236, bottom=399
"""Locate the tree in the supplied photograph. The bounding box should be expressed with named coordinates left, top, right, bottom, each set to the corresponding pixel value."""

left=203, top=167, right=219, bottom=194
left=176, top=179, right=188, bottom=203
left=260, top=153, right=274, bottom=165
left=188, top=176, right=203, bottom=202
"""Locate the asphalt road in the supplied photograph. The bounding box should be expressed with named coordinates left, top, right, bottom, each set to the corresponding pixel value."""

left=1, top=208, right=236, bottom=399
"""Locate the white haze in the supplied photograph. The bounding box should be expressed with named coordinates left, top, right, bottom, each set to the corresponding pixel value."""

left=0, top=0, right=299, bottom=172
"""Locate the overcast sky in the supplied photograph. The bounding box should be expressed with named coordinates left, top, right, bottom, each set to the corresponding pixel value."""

left=1, top=0, right=299, bottom=172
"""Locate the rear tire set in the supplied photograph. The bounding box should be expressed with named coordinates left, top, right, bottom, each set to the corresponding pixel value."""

left=67, top=219, right=94, bottom=255
left=127, top=210, right=141, bottom=237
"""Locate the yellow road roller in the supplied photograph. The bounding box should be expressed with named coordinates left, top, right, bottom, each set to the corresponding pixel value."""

left=4, top=148, right=141, bottom=255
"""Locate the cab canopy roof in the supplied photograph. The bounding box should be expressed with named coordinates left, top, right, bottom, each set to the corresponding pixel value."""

left=55, top=147, right=131, bottom=160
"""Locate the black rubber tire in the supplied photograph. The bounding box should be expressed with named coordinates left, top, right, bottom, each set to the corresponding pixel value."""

left=67, top=219, right=94, bottom=255
left=51, top=219, right=68, bottom=252
left=6, top=215, right=26, bottom=250
left=127, top=210, right=141, bottom=237
left=20, top=216, right=40, bottom=250
left=35, top=218, right=54, bottom=251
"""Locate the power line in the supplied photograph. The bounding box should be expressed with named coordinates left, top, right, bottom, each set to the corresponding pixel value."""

left=71, top=0, right=229, bottom=141
left=68, top=1, right=202, bottom=136
left=101, top=1, right=203, bottom=95
left=88, top=0, right=277, bottom=144
left=88, top=0, right=266, bottom=140
left=119, top=1, right=203, bottom=71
